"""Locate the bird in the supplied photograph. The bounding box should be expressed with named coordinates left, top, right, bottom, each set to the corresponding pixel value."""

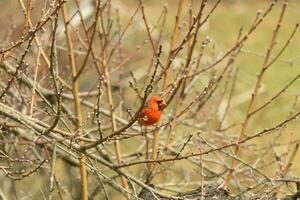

left=138, top=96, right=166, bottom=126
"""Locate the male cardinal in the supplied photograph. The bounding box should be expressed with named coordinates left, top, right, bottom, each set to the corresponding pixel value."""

left=138, top=96, right=166, bottom=126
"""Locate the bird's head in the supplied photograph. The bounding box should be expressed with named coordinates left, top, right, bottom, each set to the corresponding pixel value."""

left=148, top=96, right=166, bottom=111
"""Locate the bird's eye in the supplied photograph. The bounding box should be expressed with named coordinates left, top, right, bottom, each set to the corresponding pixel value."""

left=157, top=100, right=163, bottom=103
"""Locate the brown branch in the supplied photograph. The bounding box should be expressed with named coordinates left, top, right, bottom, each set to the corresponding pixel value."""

left=224, top=0, right=288, bottom=188
left=0, top=0, right=66, bottom=55
left=61, top=4, right=88, bottom=199
left=115, top=108, right=300, bottom=168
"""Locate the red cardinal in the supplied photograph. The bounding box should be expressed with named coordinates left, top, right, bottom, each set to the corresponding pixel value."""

left=138, top=96, right=166, bottom=126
